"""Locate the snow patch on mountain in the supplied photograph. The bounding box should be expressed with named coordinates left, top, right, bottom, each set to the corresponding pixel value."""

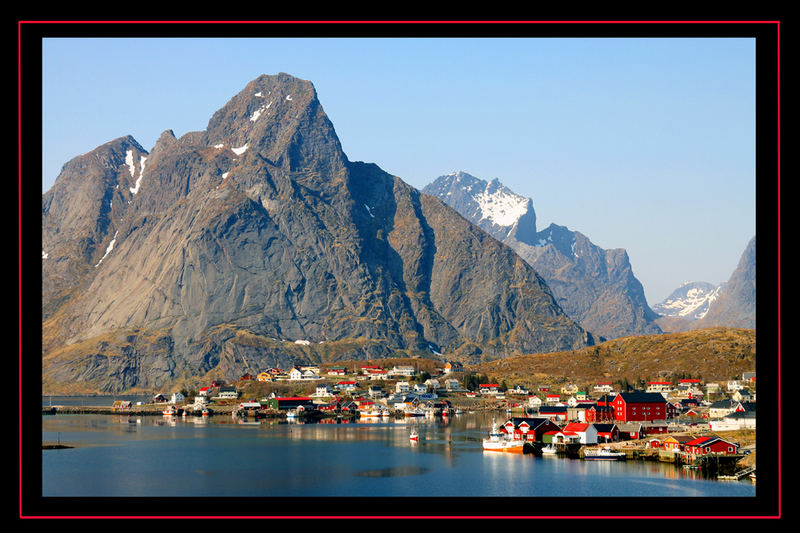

left=652, top=282, right=725, bottom=320
left=474, top=188, right=530, bottom=227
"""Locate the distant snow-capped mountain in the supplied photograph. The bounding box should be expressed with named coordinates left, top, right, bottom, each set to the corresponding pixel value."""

left=423, top=171, right=662, bottom=340
left=651, top=281, right=726, bottom=320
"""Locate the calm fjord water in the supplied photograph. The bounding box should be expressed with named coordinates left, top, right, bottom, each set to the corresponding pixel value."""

left=41, top=411, right=755, bottom=499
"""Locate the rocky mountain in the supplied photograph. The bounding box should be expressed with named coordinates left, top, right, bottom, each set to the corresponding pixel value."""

left=653, top=237, right=755, bottom=332
left=422, top=172, right=662, bottom=340
left=651, top=281, right=726, bottom=320
left=694, top=236, right=756, bottom=329
left=41, top=73, right=596, bottom=394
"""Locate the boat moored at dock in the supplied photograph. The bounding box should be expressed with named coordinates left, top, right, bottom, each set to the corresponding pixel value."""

left=482, top=419, right=526, bottom=453
left=583, top=446, right=626, bottom=460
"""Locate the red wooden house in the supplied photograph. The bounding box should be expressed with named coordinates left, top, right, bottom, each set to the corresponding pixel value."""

left=592, top=423, right=620, bottom=442
left=501, top=417, right=561, bottom=442
left=611, top=391, right=671, bottom=422
left=585, top=404, right=615, bottom=423
left=684, top=435, right=740, bottom=456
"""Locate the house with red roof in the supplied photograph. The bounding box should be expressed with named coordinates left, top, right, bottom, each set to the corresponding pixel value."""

left=684, top=435, right=740, bottom=457
left=542, top=430, right=581, bottom=444
left=480, top=384, right=501, bottom=395
left=501, top=417, right=561, bottom=442
left=562, top=422, right=598, bottom=444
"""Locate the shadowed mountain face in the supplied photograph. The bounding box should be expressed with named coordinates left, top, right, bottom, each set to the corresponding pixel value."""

left=42, top=73, right=595, bottom=393
left=423, top=172, right=662, bottom=340
left=693, top=237, right=755, bottom=330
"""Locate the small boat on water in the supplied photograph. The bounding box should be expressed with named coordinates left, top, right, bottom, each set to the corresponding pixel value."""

left=286, top=410, right=298, bottom=421
left=482, top=419, right=525, bottom=453
left=201, top=408, right=212, bottom=417
left=583, top=446, right=626, bottom=461
left=404, top=408, right=425, bottom=417
left=410, top=429, right=419, bottom=442
left=360, top=407, right=388, bottom=419
left=541, top=444, right=557, bottom=455
left=162, top=405, right=180, bottom=416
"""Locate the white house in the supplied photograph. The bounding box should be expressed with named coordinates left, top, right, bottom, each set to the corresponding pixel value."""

left=413, top=383, right=428, bottom=394
left=727, top=380, right=744, bottom=392
left=424, top=379, right=440, bottom=391
left=709, top=410, right=756, bottom=431
left=444, top=379, right=460, bottom=391
left=389, top=366, right=416, bottom=377
left=193, top=395, right=209, bottom=407
left=395, top=381, right=411, bottom=393
left=594, top=382, right=614, bottom=393
left=215, top=387, right=239, bottom=400
left=567, top=396, right=579, bottom=407
left=545, top=393, right=561, bottom=405
left=479, top=384, right=500, bottom=395
left=563, top=423, right=598, bottom=444
left=170, top=392, right=185, bottom=405
left=527, top=395, right=542, bottom=408
left=312, top=385, right=336, bottom=398
left=289, top=367, right=321, bottom=381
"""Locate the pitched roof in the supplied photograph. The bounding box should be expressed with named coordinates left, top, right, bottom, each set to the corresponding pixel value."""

left=616, top=391, right=668, bottom=404
left=539, top=405, right=568, bottom=412
left=563, top=423, right=591, bottom=432
left=592, top=424, right=617, bottom=432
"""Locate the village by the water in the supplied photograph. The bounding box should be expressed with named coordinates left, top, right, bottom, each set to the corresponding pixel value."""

left=44, top=361, right=757, bottom=482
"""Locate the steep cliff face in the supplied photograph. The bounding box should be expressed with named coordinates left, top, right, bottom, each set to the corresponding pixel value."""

left=423, top=172, right=662, bottom=340
left=653, top=237, right=755, bottom=332
left=694, top=237, right=756, bottom=330
left=42, top=73, right=594, bottom=393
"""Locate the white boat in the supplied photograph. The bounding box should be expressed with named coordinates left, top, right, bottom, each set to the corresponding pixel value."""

left=359, top=408, right=384, bottom=418
left=404, top=407, right=425, bottom=417
left=482, top=419, right=525, bottom=453
left=410, top=428, right=419, bottom=442
left=286, top=410, right=298, bottom=420
left=162, top=405, right=179, bottom=416
left=583, top=446, right=626, bottom=460
left=541, top=444, right=557, bottom=455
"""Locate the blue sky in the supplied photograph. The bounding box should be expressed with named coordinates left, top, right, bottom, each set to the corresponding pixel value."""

left=41, top=36, right=756, bottom=305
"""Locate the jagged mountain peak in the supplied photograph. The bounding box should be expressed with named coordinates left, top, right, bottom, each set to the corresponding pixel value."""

left=424, top=172, right=662, bottom=340
left=652, top=281, right=725, bottom=320
left=41, top=74, right=595, bottom=394
left=423, top=172, right=536, bottom=241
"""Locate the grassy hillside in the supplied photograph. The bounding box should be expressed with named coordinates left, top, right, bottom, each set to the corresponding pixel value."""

left=470, top=327, right=755, bottom=390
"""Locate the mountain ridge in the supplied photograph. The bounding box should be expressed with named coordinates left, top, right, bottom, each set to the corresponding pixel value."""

left=42, top=73, right=596, bottom=394
left=422, top=171, right=662, bottom=340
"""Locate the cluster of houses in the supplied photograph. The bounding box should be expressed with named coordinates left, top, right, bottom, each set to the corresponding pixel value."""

left=499, top=416, right=742, bottom=460
left=237, top=363, right=448, bottom=383
left=492, top=373, right=756, bottom=439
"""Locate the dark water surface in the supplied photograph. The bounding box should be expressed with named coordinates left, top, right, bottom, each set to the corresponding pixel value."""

left=41, top=410, right=756, bottom=499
